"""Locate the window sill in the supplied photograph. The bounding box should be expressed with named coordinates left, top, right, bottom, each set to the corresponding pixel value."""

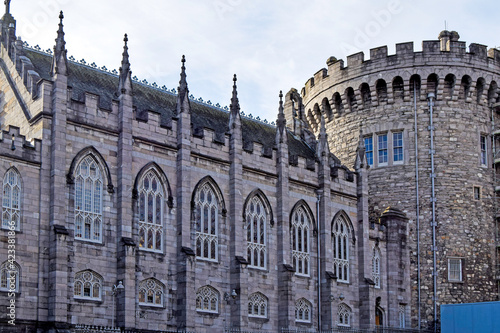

left=196, top=310, right=219, bottom=317
left=139, top=303, right=164, bottom=309
left=75, top=238, right=104, bottom=246
left=138, top=248, right=164, bottom=254
left=74, top=296, right=102, bottom=303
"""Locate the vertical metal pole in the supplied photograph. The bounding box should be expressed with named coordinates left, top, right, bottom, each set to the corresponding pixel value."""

left=316, top=192, right=322, bottom=331
left=428, top=92, right=438, bottom=332
left=414, top=81, right=422, bottom=329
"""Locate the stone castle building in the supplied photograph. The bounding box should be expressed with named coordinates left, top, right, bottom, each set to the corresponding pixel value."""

left=297, top=29, right=500, bottom=329
left=0, top=3, right=497, bottom=333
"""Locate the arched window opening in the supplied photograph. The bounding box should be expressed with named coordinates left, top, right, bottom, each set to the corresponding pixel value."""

left=409, top=75, right=421, bottom=99
left=138, top=170, right=164, bottom=252
left=375, top=297, right=384, bottom=327
left=313, top=103, right=321, bottom=132
left=372, top=247, right=381, bottom=288
left=476, top=78, right=485, bottom=104
left=196, top=286, right=219, bottom=313
left=0, top=261, right=19, bottom=292
left=295, top=298, right=312, bottom=323
left=194, top=182, right=219, bottom=261
left=427, top=74, right=439, bottom=97
left=74, top=270, right=102, bottom=300
left=444, top=74, right=455, bottom=99
left=338, top=303, right=352, bottom=327
left=332, top=215, right=350, bottom=283
left=333, top=92, right=343, bottom=116
left=291, top=205, right=311, bottom=276
left=376, top=79, right=388, bottom=103
left=2, top=168, right=21, bottom=231
left=322, top=97, right=333, bottom=122
left=138, top=278, right=164, bottom=306
left=392, top=76, right=404, bottom=101
left=360, top=83, right=371, bottom=108
left=307, top=109, right=318, bottom=133
left=488, top=81, right=498, bottom=105
left=248, top=292, right=268, bottom=318
left=74, top=156, right=103, bottom=242
left=246, top=195, right=267, bottom=269
left=345, top=87, right=356, bottom=112
left=460, top=75, right=472, bottom=100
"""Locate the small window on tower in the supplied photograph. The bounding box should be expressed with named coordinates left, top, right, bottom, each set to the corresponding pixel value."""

left=473, top=186, right=481, bottom=200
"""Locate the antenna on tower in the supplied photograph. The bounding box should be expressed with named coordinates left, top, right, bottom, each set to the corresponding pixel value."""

left=444, top=20, right=447, bottom=30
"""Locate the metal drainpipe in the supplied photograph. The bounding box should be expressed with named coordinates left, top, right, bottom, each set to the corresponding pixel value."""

left=428, top=92, right=438, bottom=332
left=316, top=192, right=322, bottom=330
left=414, top=82, right=421, bottom=329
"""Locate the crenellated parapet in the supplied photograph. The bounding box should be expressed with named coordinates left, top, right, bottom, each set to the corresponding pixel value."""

left=0, top=125, right=41, bottom=164
left=300, top=31, right=500, bottom=137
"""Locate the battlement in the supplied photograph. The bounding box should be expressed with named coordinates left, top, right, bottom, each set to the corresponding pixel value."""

left=303, top=32, right=500, bottom=98
left=0, top=126, right=41, bottom=164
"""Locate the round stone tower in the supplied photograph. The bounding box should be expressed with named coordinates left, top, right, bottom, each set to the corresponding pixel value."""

left=292, top=31, right=500, bottom=329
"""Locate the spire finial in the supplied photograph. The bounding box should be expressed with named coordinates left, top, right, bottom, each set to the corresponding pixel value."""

left=118, top=33, right=132, bottom=94
left=178, top=55, right=188, bottom=97
left=230, top=74, right=239, bottom=112
left=50, top=10, right=68, bottom=76
left=229, top=74, right=241, bottom=130
left=276, top=90, right=286, bottom=141
left=120, top=33, right=130, bottom=74
left=55, top=11, right=66, bottom=54
left=4, top=0, right=10, bottom=15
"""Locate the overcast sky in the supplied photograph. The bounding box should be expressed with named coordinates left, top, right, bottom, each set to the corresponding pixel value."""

left=11, top=0, right=500, bottom=123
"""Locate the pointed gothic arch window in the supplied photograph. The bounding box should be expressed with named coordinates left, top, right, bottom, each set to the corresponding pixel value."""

left=196, top=285, right=219, bottom=313
left=248, top=292, right=268, bottom=318
left=74, top=156, right=103, bottom=242
left=138, top=169, right=164, bottom=252
left=246, top=195, right=267, bottom=269
left=194, top=181, right=220, bottom=261
left=138, top=278, right=164, bottom=307
left=291, top=205, right=311, bottom=276
left=372, top=247, right=381, bottom=288
left=0, top=261, right=20, bottom=292
left=332, top=214, right=350, bottom=283
left=295, top=298, right=312, bottom=323
left=338, top=303, right=352, bottom=327
left=73, top=270, right=102, bottom=300
left=2, top=168, right=21, bottom=231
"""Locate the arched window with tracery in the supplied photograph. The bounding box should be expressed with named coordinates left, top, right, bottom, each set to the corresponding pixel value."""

left=291, top=205, right=311, bottom=276
left=332, top=215, right=350, bottom=283
left=372, top=247, right=381, bottom=288
left=74, top=156, right=103, bottom=242
left=338, top=303, right=352, bottom=327
left=2, top=168, right=21, bottom=231
left=74, top=270, right=102, bottom=300
left=248, top=292, right=268, bottom=318
left=246, top=195, right=267, bottom=269
left=138, top=278, right=164, bottom=306
left=0, top=261, right=19, bottom=292
left=138, top=170, right=164, bottom=252
left=295, top=298, right=312, bottom=323
left=196, top=285, right=219, bottom=313
left=194, top=181, right=220, bottom=261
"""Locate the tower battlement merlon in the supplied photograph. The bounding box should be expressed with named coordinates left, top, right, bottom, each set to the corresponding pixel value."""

left=302, top=32, right=500, bottom=98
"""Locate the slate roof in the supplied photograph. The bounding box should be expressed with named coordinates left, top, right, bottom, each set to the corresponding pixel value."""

left=24, top=49, right=316, bottom=160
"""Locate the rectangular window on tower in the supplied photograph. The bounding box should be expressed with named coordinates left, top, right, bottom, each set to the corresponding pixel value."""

left=393, top=132, right=404, bottom=163
left=364, top=136, right=373, bottom=166
left=378, top=134, right=388, bottom=165
left=480, top=135, right=487, bottom=166
left=448, top=258, right=463, bottom=282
